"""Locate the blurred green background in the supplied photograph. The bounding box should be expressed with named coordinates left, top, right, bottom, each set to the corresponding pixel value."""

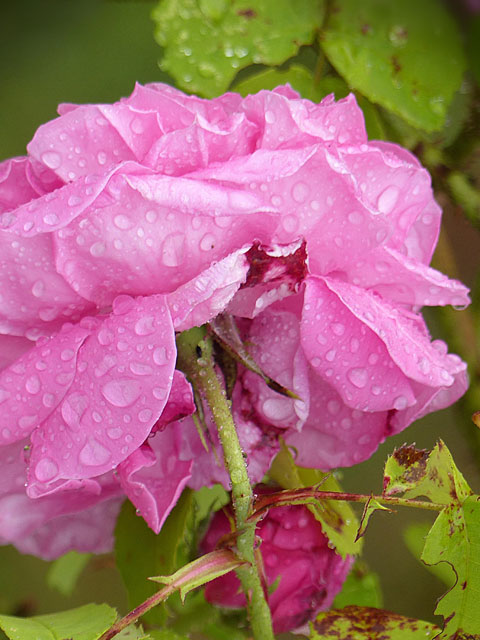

left=1, top=0, right=480, bottom=633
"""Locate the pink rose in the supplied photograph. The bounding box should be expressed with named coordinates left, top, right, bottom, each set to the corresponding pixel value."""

left=202, top=491, right=353, bottom=633
left=0, top=83, right=469, bottom=556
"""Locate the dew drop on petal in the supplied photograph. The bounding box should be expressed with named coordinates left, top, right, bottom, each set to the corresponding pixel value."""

left=162, top=232, right=186, bottom=267
left=79, top=438, right=111, bottom=466
left=41, top=151, right=62, bottom=170
left=90, top=242, right=106, bottom=257
left=114, top=214, right=134, bottom=230
left=31, top=280, right=45, bottom=298
left=377, top=186, right=400, bottom=214
left=138, top=408, right=153, bottom=423
left=134, top=316, right=156, bottom=336
left=35, top=457, right=59, bottom=482
left=393, top=395, right=408, bottom=410
left=153, top=347, right=168, bottom=365
left=25, top=375, right=41, bottom=394
left=101, top=379, right=141, bottom=407
left=347, top=367, right=368, bottom=388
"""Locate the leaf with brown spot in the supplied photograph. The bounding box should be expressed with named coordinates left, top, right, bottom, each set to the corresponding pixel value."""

left=383, top=440, right=472, bottom=506
left=310, top=605, right=438, bottom=639
left=421, top=497, right=480, bottom=639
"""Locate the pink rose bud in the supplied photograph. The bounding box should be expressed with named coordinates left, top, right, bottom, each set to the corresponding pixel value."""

left=202, top=495, right=353, bottom=633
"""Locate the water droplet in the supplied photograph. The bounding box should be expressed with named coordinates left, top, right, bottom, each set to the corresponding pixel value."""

left=347, top=367, right=368, bottom=388
left=348, top=211, right=363, bottom=224
left=97, top=328, right=115, bottom=345
left=25, top=375, right=41, bottom=394
left=153, top=387, right=166, bottom=400
left=153, top=347, right=168, bottom=365
left=43, top=213, right=59, bottom=226
left=19, top=415, right=38, bottom=429
left=79, top=438, right=111, bottom=466
left=90, top=241, right=106, bottom=257
left=35, top=457, right=59, bottom=481
left=341, top=417, right=352, bottom=430
left=265, top=110, right=276, bottom=124
left=393, top=395, right=408, bottom=410
left=145, top=210, right=157, bottom=223
left=138, top=408, right=153, bottom=423
left=200, top=233, right=216, bottom=252
left=42, top=393, right=55, bottom=407
left=41, top=151, right=62, bottom=170
left=60, top=349, right=74, bottom=361
left=377, top=186, right=400, bottom=214
left=327, top=399, right=341, bottom=415
left=31, top=280, right=45, bottom=298
left=107, top=427, right=122, bottom=439
left=292, top=181, right=309, bottom=203
left=325, top=349, right=336, bottom=362
left=134, top=316, right=156, bottom=336
left=262, top=397, right=292, bottom=421
left=0, top=388, right=11, bottom=404
left=162, top=232, right=185, bottom=266
left=92, top=411, right=102, bottom=423
left=130, top=117, right=145, bottom=134
left=331, top=322, right=345, bottom=336
left=102, top=378, right=141, bottom=407
left=114, top=214, right=134, bottom=230
left=129, top=362, right=153, bottom=375
left=97, top=151, right=107, bottom=165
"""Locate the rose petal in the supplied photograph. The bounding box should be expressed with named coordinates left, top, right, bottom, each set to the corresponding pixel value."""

left=27, top=295, right=176, bottom=493
left=0, top=440, right=122, bottom=560
left=117, top=432, right=192, bottom=533
left=0, top=323, right=91, bottom=444
left=302, top=277, right=415, bottom=411
left=167, top=249, right=249, bottom=331
left=344, top=245, right=471, bottom=308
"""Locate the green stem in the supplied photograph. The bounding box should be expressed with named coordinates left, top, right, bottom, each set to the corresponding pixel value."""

left=176, top=327, right=275, bottom=640
left=250, top=488, right=444, bottom=520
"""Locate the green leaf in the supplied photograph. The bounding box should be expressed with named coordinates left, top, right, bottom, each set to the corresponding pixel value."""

left=333, top=563, right=383, bottom=609
left=152, top=0, right=325, bottom=97
left=0, top=604, right=117, bottom=640
left=422, top=496, right=480, bottom=638
left=269, top=442, right=362, bottom=557
left=356, top=497, right=392, bottom=541
left=150, top=549, right=245, bottom=603
left=47, top=551, right=91, bottom=596
left=383, top=440, right=472, bottom=505
left=115, top=490, right=194, bottom=626
left=447, top=171, right=480, bottom=229
left=233, top=65, right=349, bottom=102
left=147, top=631, right=188, bottom=640
left=321, top=0, right=467, bottom=132
left=403, top=522, right=454, bottom=587
left=310, top=606, right=438, bottom=639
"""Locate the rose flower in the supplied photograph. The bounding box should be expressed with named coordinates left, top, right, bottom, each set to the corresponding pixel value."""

left=0, top=83, right=469, bottom=557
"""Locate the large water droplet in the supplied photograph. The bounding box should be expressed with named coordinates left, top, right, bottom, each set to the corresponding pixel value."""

left=262, top=397, right=292, bottom=421
left=200, top=233, right=216, bottom=252
left=114, top=214, right=134, bottom=230
left=162, top=233, right=186, bottom=267
left=129, top=362, right=153, bottom=376
left=112, top=295, right=135, bottom=315
left=90, top=241, right=106, bottom=257
left=347, top=367, right=368, bottom=388
left=153, top=347, right=168, bottom=365
left=25, top=375, right=41, bottom=395
left=31, top=280, right=45, bottom=298
left=377, top=186, right=400, bottom=214
left=102, top=378, right=141, bottom=407
left=35, top=457, right=59, bottom=482
left=79, top=438, right=111, bottom=466
left=138, top=408, right=153, bottom=423
left=41, top=151, right=62, bottom=170
left=97, top=328, right=115, bottom=345
left=134, top=316, right=156, bottom=336
left=331, top=323, right=345, bottom=336
left=292, top=182, right=309, bottom=203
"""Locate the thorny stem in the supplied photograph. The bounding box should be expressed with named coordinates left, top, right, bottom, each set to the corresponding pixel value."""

left=250, top=487, right=445, bottom=521
left=176, top=327, right=275, bottom=640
